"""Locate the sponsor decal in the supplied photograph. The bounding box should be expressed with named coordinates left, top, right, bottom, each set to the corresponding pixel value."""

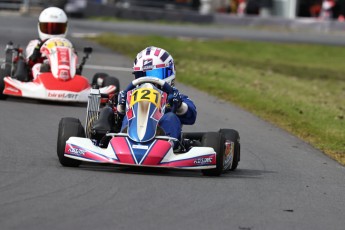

left=224, top=141, right=234, bottom=168
left=68, top=148, right=86, bottom=156
left=64, top=93, right=78, bottom=99
left=132, top=145, right=148, bottom=150
left=58, top=48, right=69, bottom=65
left=59, top=70, right=69, bottom=80
left=48, top=92, right=78, bottom=100
left=142, top=58, right=153, bottom=70
left=194, top=157, right=213, bottom=165
left=6, top=87, right=19, bottom=93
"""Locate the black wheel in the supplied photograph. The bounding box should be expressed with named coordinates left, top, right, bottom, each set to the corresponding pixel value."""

left=219, top=129, right=240, bottom=171
left=0, top=69, right=8, bottom=100
left=103, top=76, right=120, bottom=94
left=201, top=132, right=225, bottom=176
left=92, top=72, right=109, bottom=87
left=57, top=117, right=85, bottom=167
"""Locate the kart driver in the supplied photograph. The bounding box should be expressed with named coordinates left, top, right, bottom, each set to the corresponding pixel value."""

left=121, top=46, right=197, bottom=141
left=25, top=6, right=69, bottom=80
left=92, top=46, right=197, bottom=149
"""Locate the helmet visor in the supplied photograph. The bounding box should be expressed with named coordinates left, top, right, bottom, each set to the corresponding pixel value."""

left=39, top=22, right=67, bottom=35
left=134, top=67, right=173, bottom=79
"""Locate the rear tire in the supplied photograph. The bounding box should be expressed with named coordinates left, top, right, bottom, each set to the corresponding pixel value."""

left=201, top=132, right=224, bottom=176
left=92, top=72, right=108, bottom=87
left=1, top=43, right=13, bottom=99
left=57, top=117, right=85, bottom=167
left=103, top=76, right=120, bottom=94
left=219, top=129, right=240, bottom=171
left=12, top=58, right=29, bottom=82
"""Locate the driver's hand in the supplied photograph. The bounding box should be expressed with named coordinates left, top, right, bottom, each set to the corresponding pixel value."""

left=34, top=39, right=47, bottom=51
left=117, top=90, right=126, bottom=114
left=168, top=87, right=182, bottom=108
left=118, top=90, right=126, bottom=106
left=30, top=44, right=42, bottom=62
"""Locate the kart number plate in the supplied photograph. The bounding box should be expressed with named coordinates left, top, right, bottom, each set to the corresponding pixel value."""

left=130, top=88, right=161, bottom=108
left=45, top=39, right=72, bottom=50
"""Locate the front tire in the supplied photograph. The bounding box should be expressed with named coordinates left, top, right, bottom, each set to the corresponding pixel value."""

left=57, top=117, right=85, bottom=167
left=201, top=132, right=225, bottom=176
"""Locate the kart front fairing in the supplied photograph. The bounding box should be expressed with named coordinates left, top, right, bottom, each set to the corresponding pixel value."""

left=126, top=83, right=167, bottom=142
left=65, top=136, right=217, bottom=169
left=3, top=74, right=115, bottom=102
left=3, top=73, right=90, bottom=102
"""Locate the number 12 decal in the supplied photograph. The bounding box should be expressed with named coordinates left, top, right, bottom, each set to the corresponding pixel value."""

left=130, top=88, right=161, bottom=108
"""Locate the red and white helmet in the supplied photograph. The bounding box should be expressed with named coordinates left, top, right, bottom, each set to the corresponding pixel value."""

left=38, top=7, right=68, bottom=41
left=133, top=46, right=176, bottom=86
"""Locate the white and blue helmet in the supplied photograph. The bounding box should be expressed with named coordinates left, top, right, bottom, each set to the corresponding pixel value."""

left=133, top=46, right=176, bottom=86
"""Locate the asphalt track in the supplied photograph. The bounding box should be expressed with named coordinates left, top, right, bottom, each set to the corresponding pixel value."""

left=0, top=14, right=345, bottom=230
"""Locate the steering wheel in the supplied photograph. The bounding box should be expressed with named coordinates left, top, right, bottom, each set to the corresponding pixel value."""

left=123, top=77, right=177, bottom=112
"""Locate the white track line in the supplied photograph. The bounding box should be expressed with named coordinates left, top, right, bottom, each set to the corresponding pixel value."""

left=71, top=33, right=100, bottom=38
left=84, top=64, right=132, bottom=72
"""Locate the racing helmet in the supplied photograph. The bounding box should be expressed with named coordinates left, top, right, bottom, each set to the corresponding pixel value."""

left=133, top=46, right=176, bottom=86
left=38, top=7, right=68, bottom=41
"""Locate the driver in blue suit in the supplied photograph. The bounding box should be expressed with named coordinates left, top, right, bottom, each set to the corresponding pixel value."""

left=117, top=46, right=197, bottom=144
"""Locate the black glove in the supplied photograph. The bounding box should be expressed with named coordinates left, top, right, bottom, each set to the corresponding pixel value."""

left=168, top=87, right=182, bottom=108
left=29, top=43, right=42, bottom=62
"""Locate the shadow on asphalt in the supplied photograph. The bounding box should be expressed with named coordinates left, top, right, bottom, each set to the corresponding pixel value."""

left=73, top=162, right=275, bottom=179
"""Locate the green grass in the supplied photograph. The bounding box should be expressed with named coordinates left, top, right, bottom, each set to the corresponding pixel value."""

left=89, top=34, right=345, bottom=165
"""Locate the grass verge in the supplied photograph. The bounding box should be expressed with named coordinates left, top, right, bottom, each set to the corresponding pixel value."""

left=89, top=33, right=345, bottom=165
